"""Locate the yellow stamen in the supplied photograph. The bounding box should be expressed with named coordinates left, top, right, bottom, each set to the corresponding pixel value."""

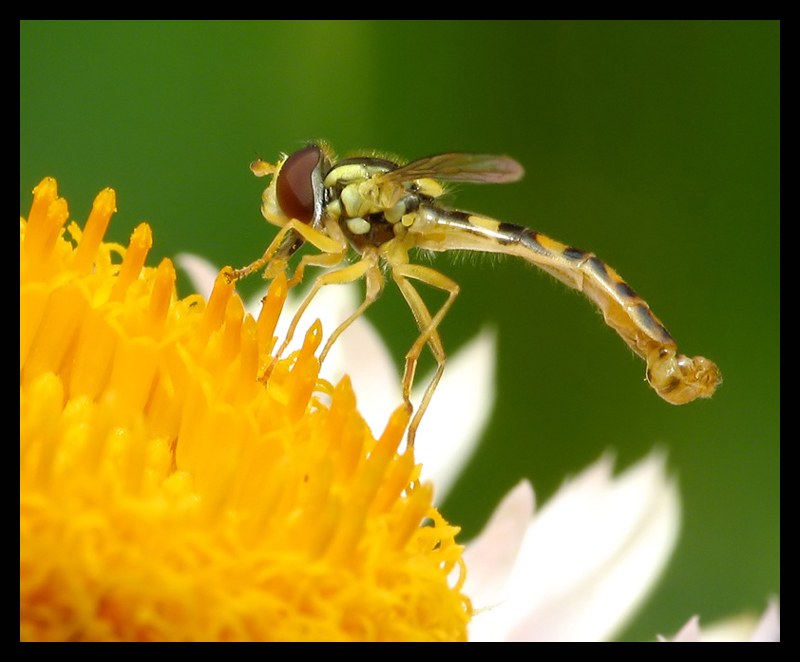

left=20, top=178, right=471, bottom=641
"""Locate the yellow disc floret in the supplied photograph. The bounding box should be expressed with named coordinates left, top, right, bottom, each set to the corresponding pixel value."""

left=20, top=178, right=470, bottom=641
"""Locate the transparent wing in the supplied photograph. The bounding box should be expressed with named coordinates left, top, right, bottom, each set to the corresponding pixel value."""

left=377, top=152, right=524, bottom=185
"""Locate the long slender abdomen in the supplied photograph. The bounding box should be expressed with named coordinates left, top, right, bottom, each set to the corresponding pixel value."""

left=497, top=222, right=721, bottom=403
left=414, top=210, right=721, bottom=404
left=498, top=223, right=675, bottom=357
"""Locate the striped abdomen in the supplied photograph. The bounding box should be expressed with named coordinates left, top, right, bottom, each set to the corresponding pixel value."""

left=412, top=209, right=721, bottom=403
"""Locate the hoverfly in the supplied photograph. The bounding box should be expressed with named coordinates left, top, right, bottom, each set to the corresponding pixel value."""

left=230, top=143, right=721, bottom=447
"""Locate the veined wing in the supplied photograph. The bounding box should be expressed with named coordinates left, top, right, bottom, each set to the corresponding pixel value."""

left=377, top=152, right=524, bottom=185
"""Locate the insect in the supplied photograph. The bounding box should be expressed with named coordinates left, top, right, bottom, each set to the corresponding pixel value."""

left=230, top=142, right=721, bottom=447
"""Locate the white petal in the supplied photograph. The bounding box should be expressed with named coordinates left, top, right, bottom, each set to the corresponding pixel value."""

left=748, top=598, right=780, bottom=642
left=665, top=598, right=781, bottom=642
left=661, top=615, right=701, bottom=642
left=175, top=253, right=222, bottom=300
left=468, top=451, right=681, bottom=642
left=462, top=481, right=535, bottom=642
left=414, top=327, right=497, bottom=501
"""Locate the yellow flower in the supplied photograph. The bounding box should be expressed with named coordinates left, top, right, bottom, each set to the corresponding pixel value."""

left=19, top=178, right=471, bottom=642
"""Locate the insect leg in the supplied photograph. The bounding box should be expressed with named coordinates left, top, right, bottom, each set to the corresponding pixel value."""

left=284, top=220, right=350, bottom=288
left=389, top=262, right=460, bottom=448
left=317, top=253, right=384, bottom=364
left=275, top=250, right=382, bottom=367
left=229, top=218, right=346, bottom=282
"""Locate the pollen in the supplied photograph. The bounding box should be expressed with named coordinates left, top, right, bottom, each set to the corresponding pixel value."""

left=20, top=178, right=471, bottom=641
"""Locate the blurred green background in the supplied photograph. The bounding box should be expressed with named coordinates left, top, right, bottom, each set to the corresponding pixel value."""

left=20, top=21, right=778, bottom=640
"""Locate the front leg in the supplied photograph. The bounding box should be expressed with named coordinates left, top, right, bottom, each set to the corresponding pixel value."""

left=229, top=218, right=347, bottom=283
left=275, top=249, right=383, bottom=366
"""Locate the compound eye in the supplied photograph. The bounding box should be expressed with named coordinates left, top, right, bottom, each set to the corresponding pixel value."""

left=276, top=144, right=325, bottom=224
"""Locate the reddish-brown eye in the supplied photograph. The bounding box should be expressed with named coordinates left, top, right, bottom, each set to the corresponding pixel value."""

left=276, top=144, right=324, bottom=224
